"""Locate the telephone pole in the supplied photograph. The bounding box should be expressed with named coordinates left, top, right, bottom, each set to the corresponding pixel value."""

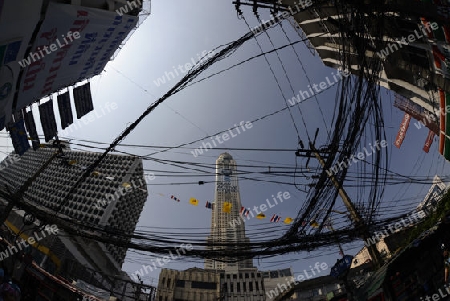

left=309, top=142, right=383, bottom=270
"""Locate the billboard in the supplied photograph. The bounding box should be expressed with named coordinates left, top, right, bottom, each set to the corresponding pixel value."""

left=16, top=2, right=138, bottom=110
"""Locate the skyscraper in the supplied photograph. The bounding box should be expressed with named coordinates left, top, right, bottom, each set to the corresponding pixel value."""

left=205, top=152, right=253, bottom=271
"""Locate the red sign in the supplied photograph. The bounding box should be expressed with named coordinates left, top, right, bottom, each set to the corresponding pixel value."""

left=423, top=130, right=435, bottom=153
left=394, top=113, right=411, bottom=148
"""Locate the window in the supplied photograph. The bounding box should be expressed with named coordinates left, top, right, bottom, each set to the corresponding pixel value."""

left=255, top=282, right=259, bottom=291
left=243, top=282, right=246, bottom=292
left=175, top=280, right=185, bottom=287
left=159, top=297, right=162, bottom=301
left=239, top=273, right=242, bottom=279
left=245, top=273, right=249, bottom=278
left=249, top=282, right=253, bottom=292
left=191, top=281, right=217, bottom=290
left=162, top=277, right=166, bottom=286
left=167, top=279, right=171, bottom=287
left=237, top=283, right=240, bottom=293
left=233, top=274, right=237, bottom=279
left=251, top=273, right=255, bottom=278
left=227, top=275, right=230, bottom=279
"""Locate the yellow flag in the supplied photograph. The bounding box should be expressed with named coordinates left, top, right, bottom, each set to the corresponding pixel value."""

left=284, top=217, right=293, bottom=224
left=310, top=220, right=319, bottom=228
left=122, top=182, right=131, bottom=189
left=189, top=198, right=199, bottom=206
left=91, top=171, right=100, bottom=177
left=223, top=202, right=232, bottom=213
left=68, top=160, right=77, bottom=165
left=256, top=213, right=266, bottom=219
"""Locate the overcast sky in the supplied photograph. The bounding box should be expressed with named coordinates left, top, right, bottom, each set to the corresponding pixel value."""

left=1, top=0, right=449, bottom=286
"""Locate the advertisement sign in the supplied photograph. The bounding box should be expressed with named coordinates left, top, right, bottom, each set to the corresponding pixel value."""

left=330, top=255, right=353, bottom=278
left=16, top=2, right=138, bottom=110
left=39, top=100, right=57, bottom=142
left=423, top=130, right=435, bottom=153
left=57, top=91, right=73, bottom=129
left=394, top=113, right=411, bottom=148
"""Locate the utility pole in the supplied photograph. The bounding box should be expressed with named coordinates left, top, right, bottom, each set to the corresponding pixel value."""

left=0, top=150, right=60, bottom=226
left=309, top=142, right=383, bottom=270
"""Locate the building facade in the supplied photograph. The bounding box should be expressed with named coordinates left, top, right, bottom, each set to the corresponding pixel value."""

left=0, top=146, right=148, bottom=298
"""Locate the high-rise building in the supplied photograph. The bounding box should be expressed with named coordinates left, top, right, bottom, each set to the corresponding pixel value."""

left=205, top=152, right=253, bottom=271
left=0, top=146, right=148, bottom=292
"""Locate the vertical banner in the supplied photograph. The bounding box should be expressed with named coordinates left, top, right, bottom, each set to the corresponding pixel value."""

left=57, top=92, right=73, bottom=129
left=423, top=130, right=435, bottom=153
left=39, top=100, right=57, bottom=142
left=73, top=82, right=94, bottom=119
left=439, top=89, right=445, bottom=155
left=7, top=117, right=30, bottom=156
left=23, top=109, right=40, bottom=150
left=445, top=92, right=450, bottom=160
left=394, top=113, right=411, bottom=148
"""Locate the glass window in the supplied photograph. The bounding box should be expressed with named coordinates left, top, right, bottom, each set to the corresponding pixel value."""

left=233, top=274, right=237, bottom=279
left=167, top=279, right=171, bottom=287
left=175, top=280, right=185, bottom=287
left=239, top=273, right=242, bottom=279
left=191, top=281, right=217, bottom=290
left=251, top=273, right=255, bottom=278
left=255, top=281, right=259, bottom=291
left=243, top=282, right=246, bottom=292
left=245, top=273, right=249, bottom=278
left=162, top=277, right=165, bottom=286
left=237, top=283, right=240, bottom=292
left=227, top=274, right=230, bottom=279
left=230, top=283, right=234, bottom=293
left=249, top=282, right=253, bottom=292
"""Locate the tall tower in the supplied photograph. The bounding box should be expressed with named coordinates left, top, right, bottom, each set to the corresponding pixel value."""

left=205, top=152, right=253, bottom=271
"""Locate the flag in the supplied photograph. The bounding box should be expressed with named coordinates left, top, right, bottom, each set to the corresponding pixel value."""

left=122, top=182, right=131, bottom=189
left=171, top=195, right=180, bottom=202
left=310, top=220, right=319, bottom=228
left=284, top=217, right=293, bottom=224
left=270, top=214, right=281, bottom=223
left=57, top=91, right=73, bottom=129
left=301, top=220, right=307, bottom=227
left=39, top=99, right=58, bottom=142
left=256, top=213, right=266, bottom=219
left=205, top=201, right=214, bottom=209
left=189, top=198, right=199, bottom=206
left=223, top=202, right=232, bottom=213
left=240, top=206, right=250, bottom=217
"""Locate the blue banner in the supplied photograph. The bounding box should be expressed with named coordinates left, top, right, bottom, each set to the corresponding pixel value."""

left=57, top=92, right=73, bottom=129
left=7, top=118, right=30, bottom=156
left=39, top=100, right=57, bottom=142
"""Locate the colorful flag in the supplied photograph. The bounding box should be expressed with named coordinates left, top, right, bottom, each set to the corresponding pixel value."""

left=189, top=198, right=199, bottom=206
left=205, top=201, right=214, bottom=209
left=270, top=214, right=281, bottom=223
left=310, top=220, right=320, bottom=228
left=223, top=202, right=232, bottom=213
left=171, top=195, right=180, bottom=202
left=256, top=213, right=266, bottom=219
left=284, top=217, right=293, bottom=224
left=240, top=206, right=250, bottom=217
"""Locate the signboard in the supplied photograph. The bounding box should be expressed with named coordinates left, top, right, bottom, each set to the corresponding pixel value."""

left=57, top=91, right=72, bottom=128
left=217, top=169, right=237, bottom=192
left=16, top=2, right=138, bottom=110
left=394, top=113, right=411, bottom=148
left=73, top=82, right=93, bottom=119
left=423, top=130, right=435, bottom=153
left=330, top=255, right=353, bottom=278
left=39, top=100, right=57, bottom=142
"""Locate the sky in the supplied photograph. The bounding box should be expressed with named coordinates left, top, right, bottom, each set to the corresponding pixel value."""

left=1, top=0, right=450, bottom=287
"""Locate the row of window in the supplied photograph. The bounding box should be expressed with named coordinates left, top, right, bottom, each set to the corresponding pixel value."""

left=174, top=280, right=217, bottom=290
left=222, top=281, right=261, bottom=293
left=220, top=272, right=260, bottom=279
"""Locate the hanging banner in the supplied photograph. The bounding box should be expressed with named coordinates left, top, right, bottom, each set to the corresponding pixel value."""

left=57, top=92, right=73, bottom=129
left=423, top=130, right=435, bottom=153
left=445, top=92, right=450, bottom=160
left=394, top=113, right=411, bottom=148
left=7, top=117, right=30, bottom=156
left=23, top=109, right=40, bottom=150
left=39, top=100, right=57, bottom=142
left=73, top=82, right=94, bottom=119
left=16, top=2, right=138, bottom=110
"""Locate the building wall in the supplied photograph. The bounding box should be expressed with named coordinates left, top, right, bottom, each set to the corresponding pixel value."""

left=156, top=268, right=220, bottom=301
left=263, top=268, right=297, bottom=300
left=220, top=268, right=266, bottom=301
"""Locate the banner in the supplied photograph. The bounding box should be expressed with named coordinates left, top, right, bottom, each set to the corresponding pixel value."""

left=73, top=82, right=93, bottom=119
left=394, top=113, right=411, bottom=148
left=16, top=2, right=138, bottom=110
left=39, top=100, right=57, bottom=142
left=423, top=130, right=435, bottom=153
left=7, top=117, right=30, bottom=156
left=445, top=92, right=450, bottom=160
left=23, top=109, right=40, bottom=150
left=57, top=92, right=73, bottom=129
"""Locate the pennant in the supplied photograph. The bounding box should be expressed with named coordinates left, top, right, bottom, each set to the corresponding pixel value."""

left=189, top=198, right=199, bottom=206
left=284, top=217, right=293, bottom=224
left=270, top=214, right=281, bottom=223
left=256, top=213, right=266, bottom=219
left=223, top=202, right=232, bottom=213
left=205, top=201, right=214, bottom=209
left=240, top=206, right=250, bottom=217
left=171, top=195, right=180, bottom=202
left=122, top=182, right=131, bottom=189
left=310, top=220, right=320, bottom=228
